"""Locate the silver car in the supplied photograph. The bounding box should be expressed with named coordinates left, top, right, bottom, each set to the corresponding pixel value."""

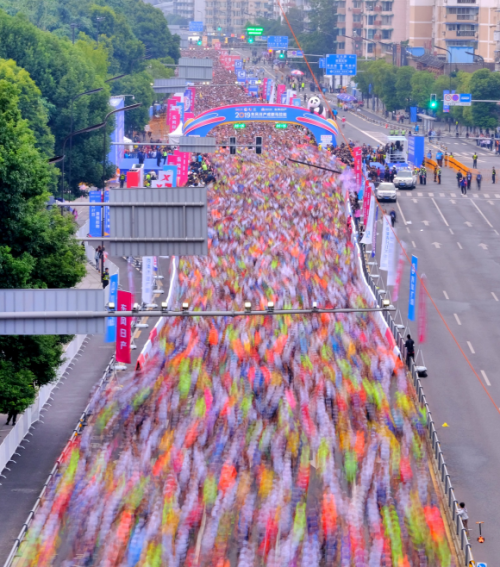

left=394, top=169, right=417, bottom=189
left=375, top=182, right=397, bottom=202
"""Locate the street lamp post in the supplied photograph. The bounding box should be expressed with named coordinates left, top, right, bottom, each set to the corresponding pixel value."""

left=70, top=23, right=78, bottom=45
left=433, top=43, right=452, bottom=92
left=95, top=17, right=105, bottom=43
left=100, top=102, right=142, bottom=277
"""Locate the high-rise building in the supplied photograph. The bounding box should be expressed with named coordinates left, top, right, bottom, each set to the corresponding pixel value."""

left=335, top=0, right=407, bottom=59
left=205, top=1, right=274, bottom=34
left=144, top=0, right=205, bottom=23
left=408, top=0, right=500, bottom=64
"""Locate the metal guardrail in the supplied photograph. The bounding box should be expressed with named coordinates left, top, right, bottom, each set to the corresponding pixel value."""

left=2, top=355, right=116, bottom=567
left=358, top=243, right=473, bottom=567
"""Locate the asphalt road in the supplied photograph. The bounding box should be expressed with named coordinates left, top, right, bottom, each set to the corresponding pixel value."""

left=338, top=109, right=500, bottom=565
left=0, top=255, right=170, bottom=564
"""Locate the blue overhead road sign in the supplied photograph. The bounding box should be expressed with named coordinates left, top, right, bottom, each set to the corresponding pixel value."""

left=267, top=36, right=289, bottom=49
left=189, top=21, right=204, bottom=32
left=325, top=54, right=357, bottom=76
left=319, top=58, right=326, bottom=69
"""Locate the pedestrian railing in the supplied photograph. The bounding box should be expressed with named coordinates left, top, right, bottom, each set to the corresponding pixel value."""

left=2, top=356, right=117, bottom=567
left=358, top=242, right=473, bottom=567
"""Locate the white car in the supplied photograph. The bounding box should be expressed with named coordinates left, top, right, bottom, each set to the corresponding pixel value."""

left=393, top=169, right=417, bottom=189
left=375, top=182, right=397, bottom=202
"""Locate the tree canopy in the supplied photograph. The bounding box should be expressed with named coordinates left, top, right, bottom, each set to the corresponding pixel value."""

left=0, top=77, right=86, bottom=414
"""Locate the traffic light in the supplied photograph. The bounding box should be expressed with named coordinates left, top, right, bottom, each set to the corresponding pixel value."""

left=217, top=26, right=222, bottom=31
left=197, top=40, right=202, bottom=46
left=230, top=136, right=236, bottom=155
left=248, top=37, right=254, bottom=43
left=278, top=50, right=286, bottom=60
left=255, top=136, right=262, bottom=155
left=429, top=93, right=438, bottom=110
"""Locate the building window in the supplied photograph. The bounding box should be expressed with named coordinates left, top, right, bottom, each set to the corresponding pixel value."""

left=381, top=1, right=392, bottom=10
left=381, top=29, right=392, bottom=39
left=365, top=2, right=375, bottom=10
left=353, top=0, right=362, bottom=7
left=367, top=28, right=375, bottom=39
left=367, top=43, right=374, bottom=53
left=337, top=14, right=345, bottom=22
left=353, top=14, right=362, bottom=22
left=366, top=14, right=376, bottom=25
left=337, top=42, right=345, bottom=49
left=381, top=15, right=392, bottom=24
left=457, top=0, right=475, bottom=3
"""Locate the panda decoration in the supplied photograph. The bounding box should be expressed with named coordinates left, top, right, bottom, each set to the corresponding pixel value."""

left=307, top=95, right=327, bottom=118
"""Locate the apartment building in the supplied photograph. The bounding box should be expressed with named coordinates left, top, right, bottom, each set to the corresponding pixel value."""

left=144, top=0, right=205, bottom=23
left=205, top=0, right=273, bottom=34
left=409, top=0, right=500, bottom=63
left=335, top=0, right=407, bottom=59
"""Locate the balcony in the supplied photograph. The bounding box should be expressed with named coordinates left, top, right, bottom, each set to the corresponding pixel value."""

left=374, top=5, right=382, bottom=12
left=353, top=22, right=363, bottom=29
left=374, top=19, right=382, bottom=25
left=444, top=28, right=477, bottom=39
left=457, top=29, right=476, bottom=36
left=352, top=7, right=363, bottom=14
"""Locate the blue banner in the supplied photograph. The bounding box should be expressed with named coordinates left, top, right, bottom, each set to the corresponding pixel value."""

left=266, top=79, right=273, bottom=102
left=410, top=106, right=418, bottom=123
left=371, top=207, right=378, bottom=258
left=248, top=87, right=258, bottom=97
left=176, top=102, right=184, bottom=124
left=160, top=165, right=178, bottom=187
left=189, top=21, right=204, bottom=32
left=319, top=58, right=326, bottom=69
left=184, top=88, right=194, bottom=113
left=89, top=190, right=102, bottom=237
left=408, top=255, right=418, bottom=321
left=237, top=70, right=246, bottom=83
left=104, top=190, right=110, bottom=237
left=104, top=273, right=119, bottom=342
left=234, top=60, right=243, bottom=70
left=408, top=136, right=425, bottom=168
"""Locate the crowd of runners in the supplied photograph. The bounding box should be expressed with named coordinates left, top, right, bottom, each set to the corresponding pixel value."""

left=15, top=48, right=455, bottom=567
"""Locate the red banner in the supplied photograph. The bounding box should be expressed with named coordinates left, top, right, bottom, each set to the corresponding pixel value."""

left=168, top=109, right=181, bottom=132
left=418, top=274, right=427, bottom=343
left=116, top=290, right=133, bottom=364
left=362, top=181, right=371, bottom=220
left=392, top=245, right=406, bottom=302
left=168, top=151, right=189, bottom=186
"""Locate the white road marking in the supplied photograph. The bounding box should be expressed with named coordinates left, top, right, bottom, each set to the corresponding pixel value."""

left=432, top=198, right=449, bottom=227
left=422, top=220, right=430, bottom=226
left=428, top=192, right=434, bottom=197
left=450, top=200, right=456, bottom=205
left=481, top=370, right=491, bottom=387
left=417, top=192, right=423, bottom=197
left=492, top=292, right=499, bottom=302
left=488, top=201, right=494, bottom=205
left=457, top=242, right=462, bottom=249
left=406, top=192, right=411, bottom=197
left=464, top=221, right=473, bottom=227
left=440, top=193, right=445, bottom=197
left=431, top=242, right=441, bottom=248
left=470, top=199, right=494, bottom=228
left=467, top=341, right=475, bottom=354
left=345, top=121, right=384, bottom=144
left=412, top=199, right=418, bottom=203
left=443, top=290, right=449, bottom=300
left=454, top=313, right=462, bottom=325
left=496, top=194, right=500, bottom=198
left=478, top=243, right=488, bottom=250
left=474, top=194, right=479, bottom=199
left=412, top=241, right=416, bottom=248
left=484, top=194, right=490, bottom=198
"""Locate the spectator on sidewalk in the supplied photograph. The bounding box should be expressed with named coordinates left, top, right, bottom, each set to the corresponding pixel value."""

left=405, top=334, right=415, bottom=367
left=95, top=246, right=101, bottom=270
left=457, top=503, right=469, bottom=531
left=102, top=267, right=110, bottom=289
left=6, top=409, right=19, bottom=425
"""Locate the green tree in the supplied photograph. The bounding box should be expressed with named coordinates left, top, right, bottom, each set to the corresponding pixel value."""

left=145, top=58, right=175, bottom=80
left=469, top=68, right=500, bottom=129
left=410, top=70, right=435, bottom=108
left=395, top=66, right=415, bottom=109
left=112, top=71, right=154, bottom=134
left=0, top=78, right=86, bottom=415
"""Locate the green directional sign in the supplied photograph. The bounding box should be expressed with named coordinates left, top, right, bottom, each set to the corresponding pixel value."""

left=233, top=123, right=246, bottom=129
left=246, top=27, right=264, bottom=36
left=275, top=123, right=288, bottom=129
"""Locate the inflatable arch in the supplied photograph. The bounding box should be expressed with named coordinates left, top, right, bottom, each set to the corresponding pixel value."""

left=184, top=103, right=338, bottom=147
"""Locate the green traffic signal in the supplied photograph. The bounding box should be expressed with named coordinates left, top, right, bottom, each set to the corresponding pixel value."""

left=278, top=51, right=285, bottom=59
left=248, top=37, right=254, bottom=43
left=197, top=40, right=202, bottom=46
left=429, top=93, right=438, bottom=110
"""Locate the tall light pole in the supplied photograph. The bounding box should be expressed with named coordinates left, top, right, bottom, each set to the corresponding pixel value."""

left=70, top=23, right=78, bottom=45
left=95, top=16, right=105, bottom=43
left=433, top=43, right=452, bottom=93
left=100, top=102, right=141, bottom=277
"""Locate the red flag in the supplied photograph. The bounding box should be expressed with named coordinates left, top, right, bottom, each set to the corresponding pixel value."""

left=116, top=290, right=133, bottom=364
left=392, top=244, right=406, bottom=302
left=352, top=147, right=362, bottom=187
left=418, top=275, right=427, bottom=343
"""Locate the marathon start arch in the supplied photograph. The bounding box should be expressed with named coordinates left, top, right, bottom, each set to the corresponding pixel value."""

left=184, top=103, right=338, bottom=147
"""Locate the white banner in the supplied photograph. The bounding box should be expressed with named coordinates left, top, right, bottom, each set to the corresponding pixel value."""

left=387, top=227, right=397, bottom=286
left=379, top=215, right=391, bottom=271
left=142, top=256, right=155, bottom=305
left=361, top=195, right=376, bottom=245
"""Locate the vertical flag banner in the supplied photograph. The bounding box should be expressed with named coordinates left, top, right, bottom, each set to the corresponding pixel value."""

left=418, top=274, right=427, bottom=342
left=361, top=195, right=376, bottom=245
left=107, top=97, right=124, bottom=169
left=104, top=190, right=110, bottom=237
left=362, top=181, right=372, bottom=220
left=89, top=190, right=102, bottom=237
left=392, top=243, right=406, bottom=302
left=104, top=273, right=119, bottom=343
left=379, top=215, right=391, bottom=271
left=387, top=228, right=397, bottom=286
left=116, top=290, right=133, bottom=363
left=142, top=256, right=155, bottom=305
left=408, top=255, right=418, bottom=321
left=371, top=207, right=378, bottom=257
left=352, top=147, right=362, bottom=187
